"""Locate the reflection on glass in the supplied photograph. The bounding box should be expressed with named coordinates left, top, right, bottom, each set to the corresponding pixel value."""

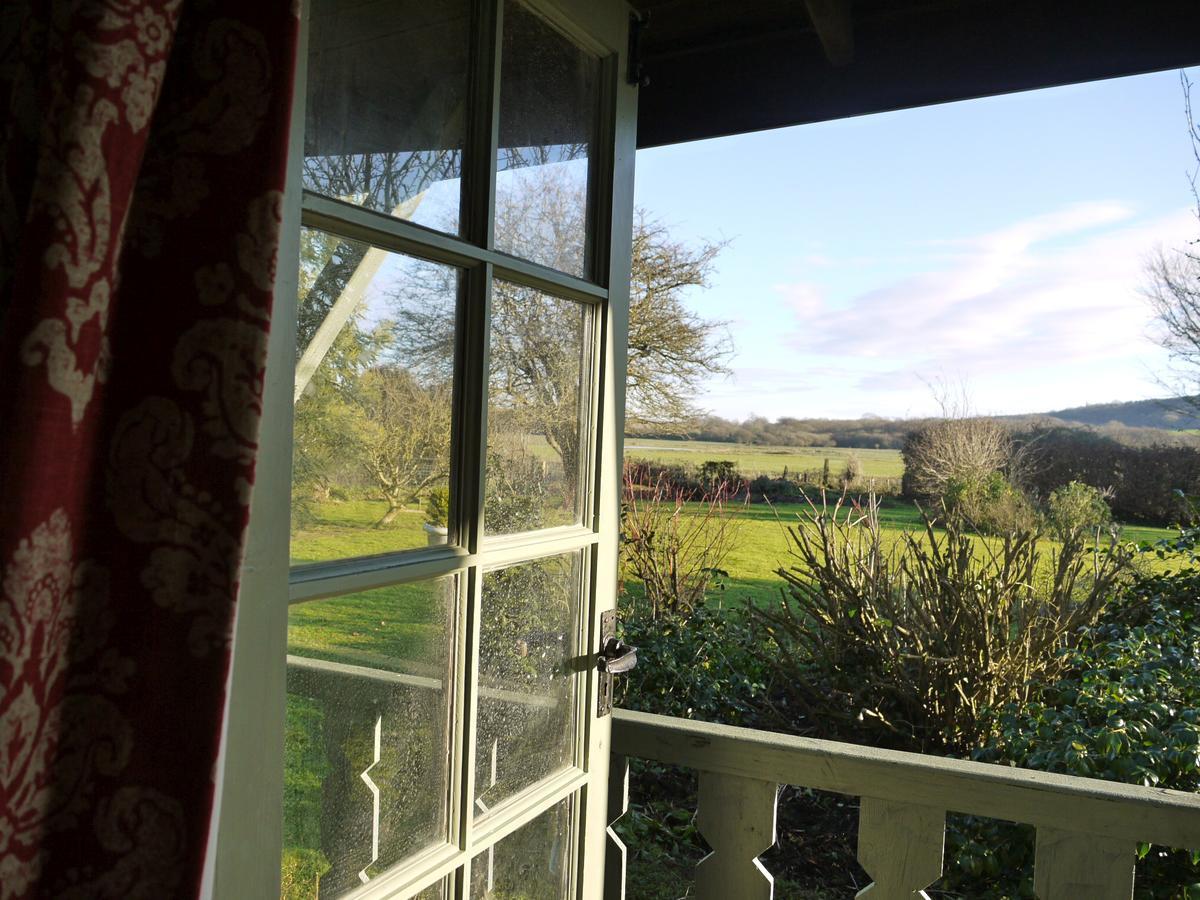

left=495, top=0, right=599, bottom=276
left=470, top=799, right=572, bottom=899
left=304, top=0, right=469, bottom=232
left=415, top=878, right=451, bottom=899
left=475, top=555, right=580, bottom=818
left=485, top=281, right=588, bottom=534
left=282, top=576, right=457, bottom=896
left=293, top=227, right=459, bottom=564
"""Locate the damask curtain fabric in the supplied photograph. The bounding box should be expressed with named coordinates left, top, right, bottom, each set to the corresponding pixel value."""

left=0, top=2, right=297, bottom=896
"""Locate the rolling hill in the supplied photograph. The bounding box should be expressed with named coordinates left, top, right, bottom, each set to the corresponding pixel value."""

left=1026, top=397, right=1200, bottom=431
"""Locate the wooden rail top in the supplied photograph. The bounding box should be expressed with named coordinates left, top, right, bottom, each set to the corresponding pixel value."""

left=611, top=708, right=1200, bottom=849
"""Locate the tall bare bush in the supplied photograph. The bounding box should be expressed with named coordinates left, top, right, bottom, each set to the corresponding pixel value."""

left=749, top=493, right=1133, bottom=753
left=621, top=465, right=744, bottom=618
left=902, top=416, right=1014, bottom=499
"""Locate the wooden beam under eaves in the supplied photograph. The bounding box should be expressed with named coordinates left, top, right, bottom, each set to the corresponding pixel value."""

left=804, top=0, right=854, bottom=65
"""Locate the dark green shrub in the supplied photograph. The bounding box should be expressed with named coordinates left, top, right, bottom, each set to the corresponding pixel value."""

left=423, top=486, right=450, bottom=527
left=749, top=473, right=806, bottom=502
left=946, top=470, right=1040, bottom=536
left=946, top=569, right=1200, bottom=898
left=1014, top=425, right=1200, bottom=526
left=1046, top=480, right=1113, bottom=541
left=699, top=459, right=740, bottom=488
left=617, top=601, right=772, bottom=726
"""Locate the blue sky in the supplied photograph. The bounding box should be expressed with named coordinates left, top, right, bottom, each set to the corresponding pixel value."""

left=633, top=68, right=1200, bottom=421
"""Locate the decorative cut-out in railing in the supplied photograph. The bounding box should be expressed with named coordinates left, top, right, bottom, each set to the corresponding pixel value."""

left=605, top=755, right=630, bottom=900
left=357, top=714, right=383, bottom=885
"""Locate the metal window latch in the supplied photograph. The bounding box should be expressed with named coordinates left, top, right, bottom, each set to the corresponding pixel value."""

left=597, top=610, right=637, bottom=717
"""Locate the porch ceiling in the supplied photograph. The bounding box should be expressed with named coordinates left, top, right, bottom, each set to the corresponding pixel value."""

left=631, top=0, right=1200, bottom=148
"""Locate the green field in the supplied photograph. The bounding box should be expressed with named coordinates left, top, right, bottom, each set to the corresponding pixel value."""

left=289, top=493, right=1182, bottom=620
left=687, top=498, right=1179, bottom=607
left=624, top=438, right=904, bottom=479
left=290, top=503, right=443, bottom=668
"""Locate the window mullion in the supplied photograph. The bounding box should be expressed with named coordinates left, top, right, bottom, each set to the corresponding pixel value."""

left=457, top=0, right=504, bottom=877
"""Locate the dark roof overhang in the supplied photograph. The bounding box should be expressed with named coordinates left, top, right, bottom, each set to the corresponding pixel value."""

left=632, top=0, right=1200, bottom=148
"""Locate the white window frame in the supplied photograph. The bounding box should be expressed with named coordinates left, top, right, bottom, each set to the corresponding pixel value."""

left=208, top=0, right=639, bottom=897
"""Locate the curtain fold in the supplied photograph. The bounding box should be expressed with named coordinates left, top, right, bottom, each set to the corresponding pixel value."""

left=0, top=2, right=298, bottom=896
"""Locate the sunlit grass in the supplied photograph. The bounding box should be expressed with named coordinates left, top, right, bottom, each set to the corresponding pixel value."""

left=290, top=500, right=428, bottom=564
left=652, top=497, right=1184, bottom=609
left=287, top=581, right=451, bottom=670
left=289, top=502, right=447, bottom=668
left=287, top=495, right=1186, bottom=651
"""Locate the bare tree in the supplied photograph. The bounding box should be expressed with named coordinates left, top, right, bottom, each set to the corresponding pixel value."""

left=354, top=367, right=452, bottom=526
left=1146, top=244, right=1200, bottom=409
left=628, top=212, right=732, bottom=430
left=901, top=383, right=1013, bottom=498
left=392, top=169, right=733, bottom=463
left=1145, top=71, right=1200, bottom=410
left=303, top=149, right=460, bottom=219
left=487, top=279, right=586, bottom=487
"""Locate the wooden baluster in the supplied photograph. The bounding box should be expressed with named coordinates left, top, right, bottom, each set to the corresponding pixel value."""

left=604, top=755, right=630, bottom=900
left=856, top=797, right=945, bottom=899
left=1034, top=828, right=1135, bottom=900
left=695, top=772, right=779, bottom=900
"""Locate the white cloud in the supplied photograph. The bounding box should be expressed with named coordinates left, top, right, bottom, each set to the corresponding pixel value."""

left=776, top=282, right=825, bottom=317
left=782, top=203, right=1193, bottom=376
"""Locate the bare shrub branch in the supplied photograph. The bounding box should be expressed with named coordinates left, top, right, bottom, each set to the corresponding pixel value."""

left=748, top=491, right=1133, bottom=754
left=620, top=464, right=745, bottom=618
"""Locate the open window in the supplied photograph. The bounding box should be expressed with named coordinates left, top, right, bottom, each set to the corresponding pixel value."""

left=214, top=1, right=638, bottom=897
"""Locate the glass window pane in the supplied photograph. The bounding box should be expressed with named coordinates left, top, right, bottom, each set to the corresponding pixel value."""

left=293, top=228, right=459, bottom=564
left=415, top=878, right=451, bottom=900
left=283, top=576, right=458, bottom=896
left=304, top=0, right=468, bottom=233
left=485, top=281, right=589, bottom=534
left=470, top=799, right=573, bottom=899
left=475, top=554, right=581, bottom=818
left=495, top=0, right=599, bottom=276
left=415, top=879, right=451, bottom=900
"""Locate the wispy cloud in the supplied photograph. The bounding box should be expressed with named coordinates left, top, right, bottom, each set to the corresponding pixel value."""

left=779, top=203, right=1193, bottom=383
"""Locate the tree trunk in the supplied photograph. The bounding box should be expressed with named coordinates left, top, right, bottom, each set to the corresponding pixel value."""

left=376, top=501, right=403, bottom=526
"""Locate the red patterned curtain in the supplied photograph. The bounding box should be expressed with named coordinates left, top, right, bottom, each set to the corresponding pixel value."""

left=0, top=2, right=297, bottom=895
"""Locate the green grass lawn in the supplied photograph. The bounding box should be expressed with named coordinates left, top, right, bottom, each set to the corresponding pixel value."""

left=683, top=497, right=1182, bottom=608
left=624, top=438, right=904, bottom=478
left=291, top=499, right=427, bottom=563
left=289, top=502, right=449, bottom=668
left=290, top=494, right=1184, bottom=618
